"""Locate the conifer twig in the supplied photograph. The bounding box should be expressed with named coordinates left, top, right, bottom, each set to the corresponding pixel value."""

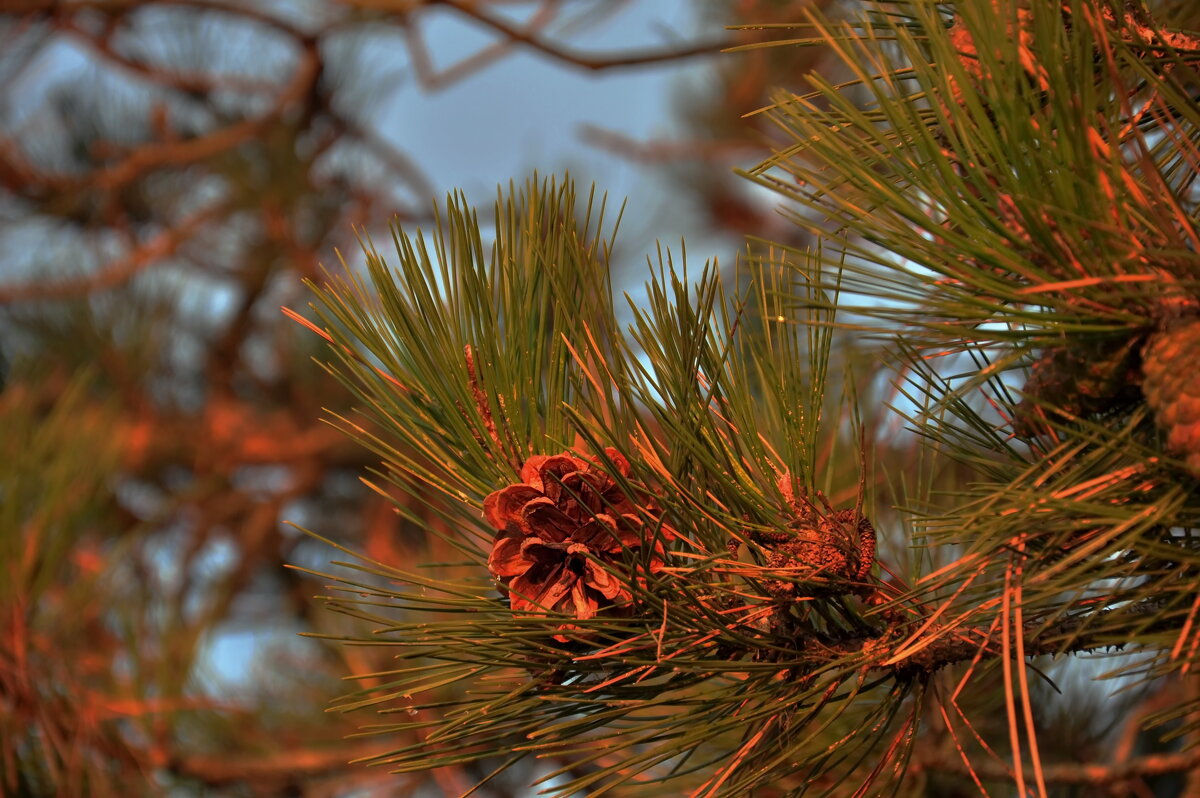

left=462, top=343, right=521, bottom=471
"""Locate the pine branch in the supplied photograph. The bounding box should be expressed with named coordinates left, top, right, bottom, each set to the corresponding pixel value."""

left=285, top=4, right=1200, bottom=791
left=297, top=155, right=1200, bottom=792
left=810, top=596, right=1173, bottom=676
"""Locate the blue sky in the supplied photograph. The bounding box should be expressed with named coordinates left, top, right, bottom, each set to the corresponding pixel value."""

left=381, top=1, right=704, bottom=203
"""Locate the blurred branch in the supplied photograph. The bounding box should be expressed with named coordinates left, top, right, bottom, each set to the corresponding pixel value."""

left=171, top=743, right=397, bottom=787
left=402, top=0, right=560, bottom=90
left=1111, top=683, right=1180, bottom=764
left=0, top=202, right=224, bottom=303
left=123, top=398, right=358, bottom=471
left=328, top=109, right=434, bottom=202
left=58, top=18, right=279, bottom=96
left=579, top=122, right=764, bottom=163
left=441, top=0, right=728, bottom=70
left=65, top=45, right=315, bottom=194
left=0, top=5, right=319, bottom=206
left=368, top=0, right=729, bottom=77
left=19, top=0, right=311, bottom=39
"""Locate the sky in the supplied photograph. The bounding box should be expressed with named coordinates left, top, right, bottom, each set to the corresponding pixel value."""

left=378, top=1, right=703, bottom=205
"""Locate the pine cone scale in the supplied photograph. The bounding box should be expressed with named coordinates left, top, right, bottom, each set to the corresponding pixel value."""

left=488, top=534, right=526, bottom=577
left=484, top=484, right=541, bottom=529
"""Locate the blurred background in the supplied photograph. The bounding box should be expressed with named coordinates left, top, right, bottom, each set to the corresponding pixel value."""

left=0, top=1, right=833, bottom=794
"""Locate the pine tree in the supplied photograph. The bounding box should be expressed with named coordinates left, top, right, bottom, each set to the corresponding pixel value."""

left=294, top=1, right=1200, bottom=795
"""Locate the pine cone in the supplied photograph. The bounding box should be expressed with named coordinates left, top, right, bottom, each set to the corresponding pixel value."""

left=1141, top=319, right=1200, bottom=476
left=1012, top=339, right=1142, bottom=437
left=763, top=510, right=875, bottom=598
left=759, top=477, right=876, bottom=600
left=483, top=449, right=670, bottom=640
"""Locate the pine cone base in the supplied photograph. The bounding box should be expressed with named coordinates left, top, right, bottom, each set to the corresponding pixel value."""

left=1013, top=339, right=1142, bottom=437
left=760, top=476, right=877, bottom=601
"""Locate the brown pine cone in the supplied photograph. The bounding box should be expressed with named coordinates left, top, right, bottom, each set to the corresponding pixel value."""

left=760, top=476, right=876, bottom=599
left=1141, top=319, right=1200, bottom=476
left=483, top=449, right=672, bottom=640
left=762, top=510, right=875, bottom=598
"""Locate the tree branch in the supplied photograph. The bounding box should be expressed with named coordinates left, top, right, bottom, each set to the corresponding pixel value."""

left=59, top=18, right=278, bottom=96
left=170, top=743, right=396, bottom=786
left=817, top=597, right=1174, bottom=674
left=439, top=0, right=728, bottom=72
left=85, top=43, right=319, bottom=193
left=0, top=203, right=223, bottom=303
left=0, top=19, right=318, bottom=200
left=579, top=123, right=764, bottom=163
left=401, top=0, right=560, bottom=91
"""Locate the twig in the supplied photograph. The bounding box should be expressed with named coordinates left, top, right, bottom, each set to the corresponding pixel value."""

left=88, top=44, right=318, bottom=193
left=59, top=19, right=278, bottom=96
left=464, top=344, right=501, bottom=452
left=171, top=743, right=397, bottom=786
left=0, top=30, right=318, bottom=199
left=463, top=343, right=521, bottom=471
left=328, top=109, right=435, bottom=202
left=579, top=123, right=765, bottom=163
left=402, top=0, right=560, bottom=91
